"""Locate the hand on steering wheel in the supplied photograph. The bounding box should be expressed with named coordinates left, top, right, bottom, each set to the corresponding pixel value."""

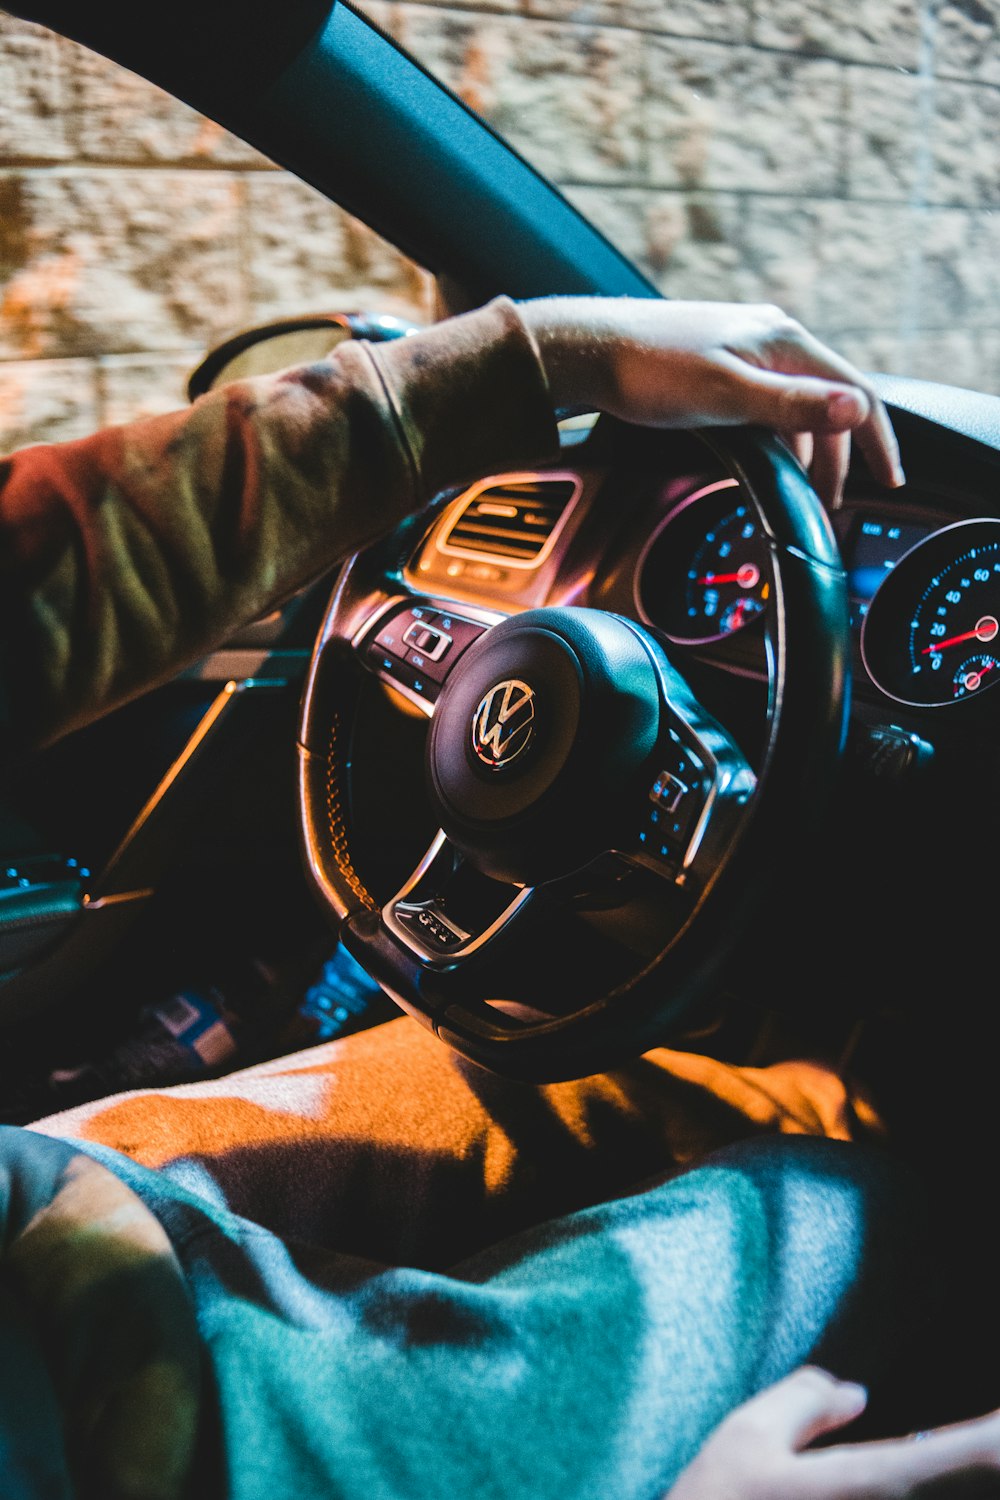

left=519, top=296, right=905, bottom=508
left=298, top=296, right=899, bottom=1081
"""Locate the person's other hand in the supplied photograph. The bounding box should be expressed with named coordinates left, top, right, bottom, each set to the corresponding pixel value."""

left=665, top=1365, right=1000, bottom=1499
left=519, top=297, right=904, bottom=509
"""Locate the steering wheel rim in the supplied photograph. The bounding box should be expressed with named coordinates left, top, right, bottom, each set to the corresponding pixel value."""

left=297, top=422, right=851, bottom=1082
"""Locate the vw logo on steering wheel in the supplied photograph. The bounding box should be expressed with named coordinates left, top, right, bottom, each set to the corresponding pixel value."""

left=471, top=679, right=536, bottom=768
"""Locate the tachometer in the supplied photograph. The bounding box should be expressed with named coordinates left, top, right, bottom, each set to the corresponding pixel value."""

left=637, top=478, right=773, bottom=644
left=861, top=518, right=1000, bottom=706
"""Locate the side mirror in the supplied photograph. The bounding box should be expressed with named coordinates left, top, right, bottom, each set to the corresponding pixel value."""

left=187, top=310, right=419, bottom=399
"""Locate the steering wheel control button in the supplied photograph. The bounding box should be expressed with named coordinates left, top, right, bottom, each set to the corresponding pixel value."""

left=434, top=614, right=487, bottom=650
left=403, top=620, right=450, bottom=660
left=366, top=642, right=409, bottom=678
left=407, top=636, right=453, bottom=684
left=635, top=826, right=679, bottom=873
left=394, top=900, right=470, bottom=952
left=650, top=771, right=688, bottom=814
left=636, top=727, right=710, bottom=865
left=373, top=620, right=412, bottom=660
left=471, top=679, right=536, bottom=768
left=374, top=604, right=434, bottom=658
left=641, top=791, right=701, bottom=859
left=365, top=603, right=489, bottom=699
left=411, top=616, right=488, bottom=684
left=0, top=854, right=87, bottom=897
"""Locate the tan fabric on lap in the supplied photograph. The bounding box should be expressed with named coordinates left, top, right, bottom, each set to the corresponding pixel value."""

left=30, top=1016, right=880, bottom=1270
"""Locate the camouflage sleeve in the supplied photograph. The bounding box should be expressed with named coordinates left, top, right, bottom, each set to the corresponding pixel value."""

left=0, top=1124, right=204, bottom=1498
left=0, top=296, right=557, bottom=754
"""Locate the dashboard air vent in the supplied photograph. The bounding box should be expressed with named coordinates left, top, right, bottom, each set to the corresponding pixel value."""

left=439, top=471, right=582, bottom=568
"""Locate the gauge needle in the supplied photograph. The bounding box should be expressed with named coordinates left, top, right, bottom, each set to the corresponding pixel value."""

left=695, top=563, right=760, bottom=589
left=922, top=615, right=999, bottom=655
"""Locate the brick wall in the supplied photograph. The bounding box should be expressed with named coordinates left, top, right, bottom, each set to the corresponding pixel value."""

left=3, top=2, right=1000, bottom=451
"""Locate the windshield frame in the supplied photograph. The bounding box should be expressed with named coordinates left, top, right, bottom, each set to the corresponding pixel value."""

left=13, top=0, right=660, bottom=306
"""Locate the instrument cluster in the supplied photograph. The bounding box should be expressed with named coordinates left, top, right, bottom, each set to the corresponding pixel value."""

left=635, top=475, right=1000, bottom=712
left=635, top=478, right=773, bottom=645
left=858, top=517, right=1000, bottom=706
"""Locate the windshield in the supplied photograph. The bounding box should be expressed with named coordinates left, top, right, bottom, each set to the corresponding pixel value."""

left=374, top=0, right=995, bottom=397
left=1, top=0, right=995, bottom=451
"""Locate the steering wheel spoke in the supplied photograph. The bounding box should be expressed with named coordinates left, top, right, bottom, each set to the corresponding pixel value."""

left=381, top=829, right=531, bottom=967
left=625, top=680, right=757, bottom=895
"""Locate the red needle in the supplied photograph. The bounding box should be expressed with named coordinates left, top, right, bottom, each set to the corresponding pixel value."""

left=923, top=628, right=981, bottom=655
left=923, top=616, right=999, bottom=654
left=965, top=661, right=994, bottom=683
left=695, top=563, right=760, bottom=589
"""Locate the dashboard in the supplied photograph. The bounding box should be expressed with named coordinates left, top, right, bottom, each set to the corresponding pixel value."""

left=5, top=356, right=998, bottom=1080
left=336, top=374, right=1000, bottom=1050
left=373, top=382, right=1000, bottom=773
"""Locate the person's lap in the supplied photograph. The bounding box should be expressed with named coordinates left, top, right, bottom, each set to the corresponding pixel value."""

left=2, top=1128, right=930, bottom=1499
left=27, top=1013, right=873, bottom=1266
left=0, top=1015, right=938, bottom=1497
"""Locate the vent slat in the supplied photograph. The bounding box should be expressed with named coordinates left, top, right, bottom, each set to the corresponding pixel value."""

left=442, top=476, right=578, bottom=564
left=466, top=499, right=566, bottom=517
left=452, top=520, right=554, bottom=542
left=483, top=486, right=563, bottom=495
left=451, top=536, right=545, bottom=560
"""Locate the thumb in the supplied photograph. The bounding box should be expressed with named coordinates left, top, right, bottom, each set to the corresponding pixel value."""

left=738, top=1367, right=869, bottom=1453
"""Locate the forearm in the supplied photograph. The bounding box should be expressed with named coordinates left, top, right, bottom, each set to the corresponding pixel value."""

left=0, top=297, right=557, bottom=753
left=0, top=291, right=903, bottom=757
left=518, top=294, right=903, bottom=490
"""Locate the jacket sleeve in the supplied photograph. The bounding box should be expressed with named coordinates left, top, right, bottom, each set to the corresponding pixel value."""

left=0, top=296, right=558, bottom=755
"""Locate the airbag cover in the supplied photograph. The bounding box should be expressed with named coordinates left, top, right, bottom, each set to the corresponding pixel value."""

left=426, top=607, right=660, bottom=883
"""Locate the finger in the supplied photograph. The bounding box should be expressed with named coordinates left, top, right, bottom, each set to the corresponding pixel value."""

left=782, top=430, right=814, bottom=472
left=719, top=358, right=871, bottom=437
left=779, top=428, right=850, bottom=511
left=719, top=359, right=904, bottom=495
left=811, top=1411, right=1000, bottom=1495
left=731, top=1367, right=868, bottom=1453
left=801, top=428, right=851, bottom=510
left=848, top=393, right=906, bottom=492
left=750, top=325, right=906, bottom=491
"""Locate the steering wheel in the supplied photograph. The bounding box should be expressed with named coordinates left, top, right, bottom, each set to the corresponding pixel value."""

left=297, top=421, right=850, bottom=1082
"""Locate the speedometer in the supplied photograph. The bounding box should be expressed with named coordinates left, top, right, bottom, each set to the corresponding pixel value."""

left=861, top=518, right=1000, bottom=706
left=636, top=478, right=774, bottom=644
